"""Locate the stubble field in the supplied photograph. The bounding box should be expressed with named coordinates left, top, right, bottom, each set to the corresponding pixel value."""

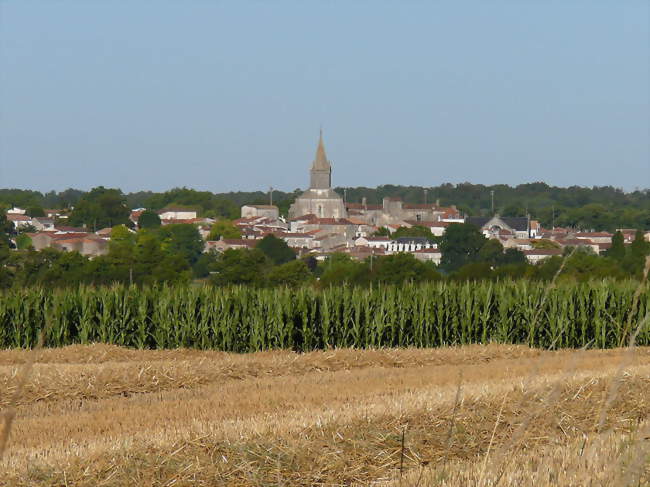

left=0, top=344, right=648, bottom=486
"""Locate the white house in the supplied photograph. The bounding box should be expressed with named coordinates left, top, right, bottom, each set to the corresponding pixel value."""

left=523, top=248, right=563, bottom=264
left=157, top=207, right=197, bottom=220
left=6, top=214, right=33, bottom=229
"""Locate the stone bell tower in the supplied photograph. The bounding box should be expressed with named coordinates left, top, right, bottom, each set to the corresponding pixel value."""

left=309, top=130, right=331, bottom=189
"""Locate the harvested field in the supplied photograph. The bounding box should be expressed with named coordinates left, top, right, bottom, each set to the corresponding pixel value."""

left=0, top=344, right=648, bottom=486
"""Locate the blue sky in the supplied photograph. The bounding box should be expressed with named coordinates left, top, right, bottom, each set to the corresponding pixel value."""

left=0, top=0, right=648, bottom=193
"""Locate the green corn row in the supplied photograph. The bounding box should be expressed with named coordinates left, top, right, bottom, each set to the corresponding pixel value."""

left=0, top=281, right=647, bottom=351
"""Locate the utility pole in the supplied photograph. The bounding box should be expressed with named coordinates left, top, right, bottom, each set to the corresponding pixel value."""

left=424, top=189, right=428, bottom=206
left=552, top=205, right=555, bottom=230
left=343, top=188, right=347, bottom=205
left=269, top=186, right=273, bottom=206
left=490, top=190, right=495, bottom=215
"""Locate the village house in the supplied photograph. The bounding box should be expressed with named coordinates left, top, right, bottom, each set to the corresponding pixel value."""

left=574, top=232, right=613, bottom=244
left=466, top=215, right=532, bottom=239
left=523, top=248, right=563, bottom=264
left=6, top=213, right=33, bottom=230
left=31, top=217, right=56, bottom=232
left=205, top=238, right=258, bottom=253
left=241, top=205, right=280, bottom=220
left=157, top=207, right=198, bottom=221
left=346, top=197, right=461, bottom=227
left=413, top=247, right=442, bottom=265
left=386, top=237, right=436, bottom=253
left=354, top=236, right=391, bottom=250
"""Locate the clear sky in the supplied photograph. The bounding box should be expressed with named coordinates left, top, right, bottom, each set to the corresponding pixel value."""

left=0, top=0, right=648, bottom=194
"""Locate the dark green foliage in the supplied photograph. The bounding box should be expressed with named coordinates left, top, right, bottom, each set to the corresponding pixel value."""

left=502, top=248, right=527, bottom=265
left=266, top=260, right=314, bottom=287
left=144, top=187, right=239, bottom=219
left=622, top=230, right=650, bottom=277
left=15, top=233, right=32, bottom=250
left=607, top=231, right=626, bottom=261
left=392, top=226, right=436, bottom=240
left=256, top=235, right=295, bottom=265
left=68, top=186, right=130, bottom=230
left=137, top=210, right=161, bottom=229
left=477, top=239, right=505, bottom=267
left=211, top=248, right=269, bottom=286
left=453, top=262, right=494, bottom=281
left=0, top=281, right=646, bottom=351
left=157, top=224, right=204, bottom=265
left=25, top=206, right=45, bottom=217
left=439, top=223, right=486, bottom=272
left=372, top=253, right=441, bottom=284
left=318, top=253, right=369, bottom=286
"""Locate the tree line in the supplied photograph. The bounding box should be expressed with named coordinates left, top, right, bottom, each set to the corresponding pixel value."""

left=1, top=182, right=649, bottom=231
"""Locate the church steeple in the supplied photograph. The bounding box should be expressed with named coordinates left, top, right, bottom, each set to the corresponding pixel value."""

left=310, top=130, right=332, bottom=189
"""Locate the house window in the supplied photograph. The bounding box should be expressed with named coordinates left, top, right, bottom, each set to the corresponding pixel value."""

left=416, top=214, right=422, bottom=222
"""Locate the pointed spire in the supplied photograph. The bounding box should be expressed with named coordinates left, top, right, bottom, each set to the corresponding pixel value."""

left=311, top=129, right=331, bottom=171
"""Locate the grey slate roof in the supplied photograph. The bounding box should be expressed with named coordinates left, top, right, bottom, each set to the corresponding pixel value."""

left=466, top=216, right=529, bottom=232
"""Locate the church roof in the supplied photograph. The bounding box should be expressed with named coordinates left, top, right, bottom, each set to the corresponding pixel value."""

left=311, top=131, right=331, bottom=171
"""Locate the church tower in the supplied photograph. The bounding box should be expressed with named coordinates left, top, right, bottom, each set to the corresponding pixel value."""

left=310, top=131, right=331, bottom=189
left=288, top=130, right=347, bottom=220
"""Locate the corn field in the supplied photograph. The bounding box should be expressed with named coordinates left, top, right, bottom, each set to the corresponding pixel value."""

left=0, top=282, right=647, bottom=350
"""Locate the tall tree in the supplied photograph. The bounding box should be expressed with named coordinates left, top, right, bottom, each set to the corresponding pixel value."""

left=158, top=224, right=204, bottom=265
left=137, top=210, right=161, bottom=229
left=439, top=223, right=487, bottom=272
left=68, top=187, right=130, bottom=230
left=256, top=235, right=295, bottom=265
left=211, top=248, right=269, bottom=286
left=606, top=231, right=626, bottom=262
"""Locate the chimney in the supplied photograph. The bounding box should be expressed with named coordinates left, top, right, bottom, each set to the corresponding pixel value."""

left=362, top=197, right=367, bottom=210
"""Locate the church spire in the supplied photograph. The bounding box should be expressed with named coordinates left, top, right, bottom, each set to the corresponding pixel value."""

left=309, top=130, right=332, bottom=189
left=311, top=129, right=331, bottom=171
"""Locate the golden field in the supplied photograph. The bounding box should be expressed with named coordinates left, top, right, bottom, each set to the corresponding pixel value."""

left=0, top=344, right=648, bottom=486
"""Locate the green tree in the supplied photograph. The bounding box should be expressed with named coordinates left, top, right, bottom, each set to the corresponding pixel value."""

left=606, top=231, right=626, bottom=262
left=501, top=247, right=527, bottom=265
left=68, top=186, right=130, bottom=230
left=561, top=251, right=626, bottom=281
left=452, top=262, right=494, bottom=281
left=158, top=224, right=204, bottom=265
left=15, top=233, right=32, bottom=250
left=211, top=248, right=269, bottom=286
left=439, top=223, right=487, bottom=272
left=208, top=220, right=241, bottom=240
left=477, top=239, right=504, bottom=267
left=531, top=239, right=561, bottom=250
left=622, top=230, right=649, bottom=277
left=256, top=234, right=295, bottom=265
left=192, top=251, right=219, bottom=279
left=392, top=226, right=435, bottom=240
left=319, top=253, right=368, bottom=286
left=137, top=210, right=161, bottom=229
left=373, top=253, right=441, bottom=284
left=266, top=260, right=314, bottom=287
left=26, top=206, right=45, bottom=217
